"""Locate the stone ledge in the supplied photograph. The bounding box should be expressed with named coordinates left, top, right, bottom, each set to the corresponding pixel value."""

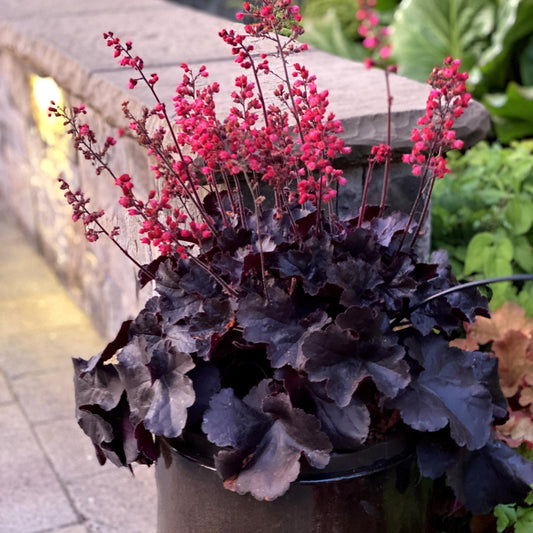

left=0, top=0, right=490, bottom=337
left=0, top=0, right=489, bottom=151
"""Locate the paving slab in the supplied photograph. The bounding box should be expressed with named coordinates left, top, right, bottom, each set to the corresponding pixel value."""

left=0, top=404, right=79, bottom=533
left=0, top=325, right=103, bottom=378
left=50, top=525, right=89, bottom=533
left=10, top=368, right=77, bottom=424
left=67, top=466, right=157, bottom=533
left=0, top=369, right=14, bottom=404
left=35, top=418, right=113, bottom=483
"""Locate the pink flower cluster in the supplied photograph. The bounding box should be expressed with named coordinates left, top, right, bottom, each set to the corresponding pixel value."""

left=402, top=57, right=471, bottom=179
left=356, top=0, right=393, bottom=69
left=54, top=0, right=350, bottom=259
left=58, top=177, right=116, bottom=242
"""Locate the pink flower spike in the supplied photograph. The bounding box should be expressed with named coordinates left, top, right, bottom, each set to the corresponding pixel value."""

left=379, top=46, right=391, bottom=59
left=363, top=36, right=378, bottom=49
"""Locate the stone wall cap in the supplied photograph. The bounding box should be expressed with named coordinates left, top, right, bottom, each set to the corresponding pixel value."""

left=0, top=0, right=489, bottom=153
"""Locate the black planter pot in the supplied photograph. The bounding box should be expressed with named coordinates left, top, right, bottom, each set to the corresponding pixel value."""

left=156, top=433, right=432, bottom=533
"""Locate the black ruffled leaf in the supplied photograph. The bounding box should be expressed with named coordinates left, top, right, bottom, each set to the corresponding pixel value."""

left=446, top=436, right=533, bottom=514
left=390, top=335, right=493, bottom=450
left=302, top=308, right=409, bottom=407
left=378, top=254, right=418, bottom=312
left=309, top=381, right=370, bottom=448
left=410, top=250, right=489, bottom=335
left=73, top=357, right=124, bottom=411
left=416, top=432, right=459, bottom=480
left=202, top=387, right=270, bottom=449
left=215, top=424, right=303, bottom=500
left=237, top=287, right=328, bottom=368
left=186, top=360, right=221, bottom=427
left=369, top=211, right=410, bottom=247
left=471, top=351, right=509, bottom=423
left=204, top=380, right=331, bottom=501
left=117, top=336, right=195, bottom=438
left=326, top=258, right=383, bottom=308
left=274, top=237, right=333, bottom=295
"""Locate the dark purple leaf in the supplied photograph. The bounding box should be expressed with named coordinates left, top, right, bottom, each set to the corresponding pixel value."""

left=186, top=296, right=235, bottom=359
left=143, top=368, right=195, bottom=437
left=390, top=335, right=493, bottom=450
left=302, top=308, right=409, bottom=407
left=138, top=256, right=166, bottom=287
left=212, top=387, right=331, bottom=501
left=326, top=258, right=383, bottom=308
left=379, top=254, right=417, bottom=311
left=416, top=432, right=459, bottom=479
left=369, top=212, right=410, bottom=247
left=309, top=382, right=370, bottom=448
left=471, top=351, right=509, bottom=423
left=116, top=336, right=195, bottom=438
left=202, top=388, right=270, bottom=449
left=186, top=360, right=221, bottom=427
left=215, top=423, right=302, bottom=500
left=211, top=251, right=244, bottom=286
left=237, top=287, right=328, bottom=368
left=274, top=237, right=333, bottom=295
left=410, top=250, right=489, bottom=335
left=73, top=357, right=124, bottom=411
left=446, top=436, right=533, bottom=514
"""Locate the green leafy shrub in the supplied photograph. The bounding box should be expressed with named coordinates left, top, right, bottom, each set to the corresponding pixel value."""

left=494, top=487, right=533, bottom=532
left=431, top=140, right=533, bottom=313
left=391, top=0, right=533, bottom=142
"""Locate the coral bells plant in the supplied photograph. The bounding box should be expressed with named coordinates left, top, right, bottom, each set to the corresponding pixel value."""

left=52, top=0, right=533, bottom=514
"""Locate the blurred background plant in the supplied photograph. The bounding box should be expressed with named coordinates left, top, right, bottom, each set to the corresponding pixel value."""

left=431, top=140, right=533, bottom=314
left=301, top=0, right=533, bottom=144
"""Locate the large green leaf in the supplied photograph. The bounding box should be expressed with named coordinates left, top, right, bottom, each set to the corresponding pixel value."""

left=472, top=0, right=533, bottom=93
left=302, top=9, right=366, bottom=62
left=483, top=83, right=533, bottom=142
left=520, top=36, right=533, bottom=86
left=391, top=0, right=496, bottom=82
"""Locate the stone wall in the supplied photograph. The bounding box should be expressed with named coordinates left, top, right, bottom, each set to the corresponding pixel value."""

left=0, top=0, right=490, bottom=339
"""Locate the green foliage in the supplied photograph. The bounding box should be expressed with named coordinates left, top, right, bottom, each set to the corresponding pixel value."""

left=484, top=83, right=533, bottom=143
left=391, top=0, right=496, bottom=82
left=471, top=0, right=533, bottom=93
left=431, top=140, right=533, bottom=313
left=302, top=0, right=361, bottom=41
left=300, top=0, right=399, bottom=61
left=391, top=0, right=533, bottom=142
left=302, top=9, right=367, bottom=61
left=494, top=486, right=533, bottom=533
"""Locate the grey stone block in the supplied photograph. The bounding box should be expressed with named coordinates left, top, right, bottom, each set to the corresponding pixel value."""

left=0, top=404, right=78, bottom=533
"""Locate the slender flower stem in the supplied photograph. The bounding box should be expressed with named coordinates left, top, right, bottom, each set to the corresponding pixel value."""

left=357, top=162, right=374, bottom=227
left=378, top=69, right=393, bottom=217
left=243, top=170, right=269, bottom=302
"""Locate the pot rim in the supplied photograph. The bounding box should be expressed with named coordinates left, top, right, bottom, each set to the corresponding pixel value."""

left=161, top=430, right=414, bottom=484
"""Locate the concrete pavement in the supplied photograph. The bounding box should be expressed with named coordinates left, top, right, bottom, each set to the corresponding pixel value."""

left=0, top=207, right=157, bottom=533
